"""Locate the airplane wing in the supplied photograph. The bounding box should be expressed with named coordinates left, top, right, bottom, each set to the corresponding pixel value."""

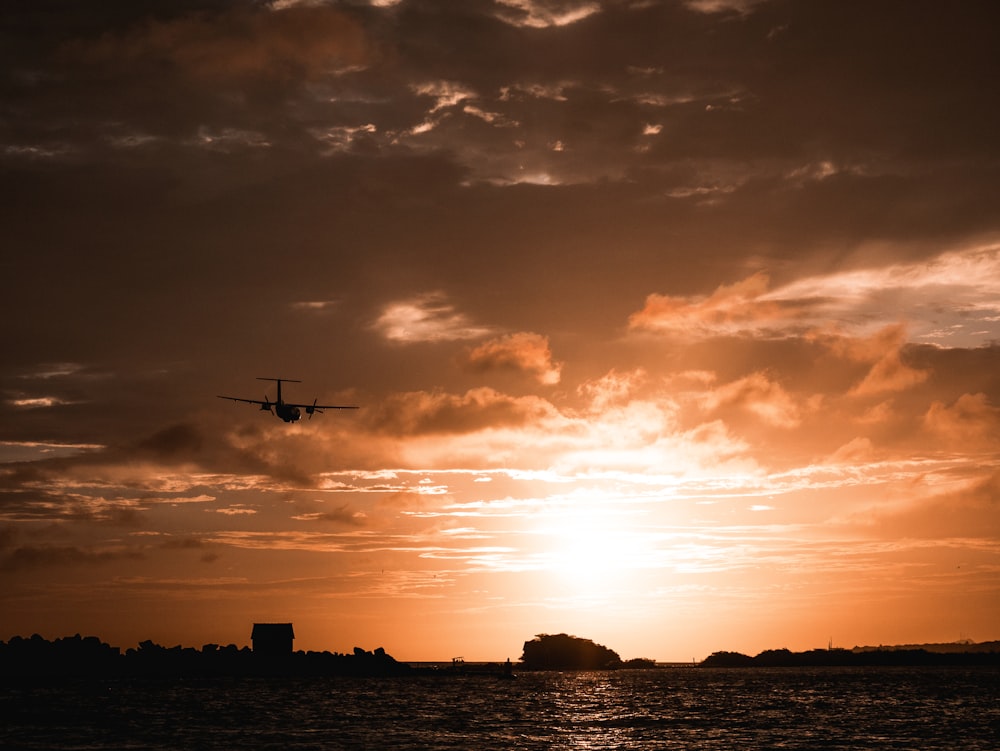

left=217, top=395, right=270, bottom=406
left=284, top=403, right=359, bottom=410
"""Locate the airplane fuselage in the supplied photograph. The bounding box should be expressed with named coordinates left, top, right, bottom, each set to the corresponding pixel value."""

left=275, top=403, right=301, bottom=422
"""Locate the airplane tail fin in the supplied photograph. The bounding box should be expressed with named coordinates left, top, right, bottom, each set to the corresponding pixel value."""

left=256, top=377, right=301, bottom=405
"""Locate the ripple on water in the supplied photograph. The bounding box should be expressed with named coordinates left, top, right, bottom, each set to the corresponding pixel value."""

left=1, top=667, right=998, bottom=750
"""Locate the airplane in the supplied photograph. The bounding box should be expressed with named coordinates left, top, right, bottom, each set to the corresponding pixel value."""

left=217, top=378, right=358, bottom=423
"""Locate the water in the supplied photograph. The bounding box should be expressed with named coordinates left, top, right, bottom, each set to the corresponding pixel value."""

left=2, top=667, right=998, bottom=750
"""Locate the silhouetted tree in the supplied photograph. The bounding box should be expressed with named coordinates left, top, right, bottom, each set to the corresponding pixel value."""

left=701, top=651, right=754, bottom=667
left=622, top=657, right=658, bottom=669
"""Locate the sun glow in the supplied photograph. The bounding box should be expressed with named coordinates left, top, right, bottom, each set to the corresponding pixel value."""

left=535, top=503, right=659, bottom=590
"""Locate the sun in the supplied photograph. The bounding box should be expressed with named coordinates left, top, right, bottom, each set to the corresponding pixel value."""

left=535, top=502, right=658, bottom=591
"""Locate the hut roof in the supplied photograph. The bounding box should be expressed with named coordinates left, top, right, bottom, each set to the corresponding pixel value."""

left=251, top=623, right=295, bottom=640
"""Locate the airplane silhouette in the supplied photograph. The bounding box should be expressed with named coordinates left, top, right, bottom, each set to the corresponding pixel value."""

left=218, top=378, right=358, bottom=423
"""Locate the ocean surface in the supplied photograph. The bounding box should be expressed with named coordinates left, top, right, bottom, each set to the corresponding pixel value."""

left=2, top=666, right=998, bottom=750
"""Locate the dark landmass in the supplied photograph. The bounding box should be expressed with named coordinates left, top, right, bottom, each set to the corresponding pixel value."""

left=0, top=634, right=415, bottom=679
left=4, top=633, right=998, bottom=679
left=701, top=646, right=1000, bottom=668
left=519, top=633, right=658, bottom=670
left=520, top=633, right=1000, bottom=671
left=853, top=639, right=1000, bottom=654
left=520, top=633, right=621, bottom=670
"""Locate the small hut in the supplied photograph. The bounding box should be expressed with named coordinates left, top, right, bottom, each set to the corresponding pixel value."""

left=251, top=623, right=295, bottom=656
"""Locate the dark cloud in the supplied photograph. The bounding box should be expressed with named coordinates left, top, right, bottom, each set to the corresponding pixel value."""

left=133, top=424, right=204, bottom=459
left=0, top=543, right=143, bottom=573
left=160, top=536, right=210, bottom=550
left=65, top=5, right=370, bottom=85
left=1, top=0, right=995, bottom=371
left=292, top=502, right=366, bottom=526
left=0, top=421, right=318, bottom=526
left=0, top=525, right=17, bottom=551
left=115, top=422, right=314, bottom=486
left=4, top=3, right=372, bottom=149
left=4, top=0, right=997, bottom=173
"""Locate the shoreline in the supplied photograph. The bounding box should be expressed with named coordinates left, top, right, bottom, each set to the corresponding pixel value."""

left=2, top=635, right=998, bottom=680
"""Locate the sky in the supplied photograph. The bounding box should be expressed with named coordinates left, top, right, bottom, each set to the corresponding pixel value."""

left=1, top=0, right=999, bottom=662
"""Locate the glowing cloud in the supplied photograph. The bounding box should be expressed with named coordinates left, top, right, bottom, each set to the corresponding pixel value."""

left=629, top=272, right=797, bottom=337
left=290, top=299, right=340, bottom=312
left=7, top=396, right=72, bottom=409
left=700, top=372, right=801, bottom=428
left=630, top=245, right=1000, bottom=347
left=684, top=0, right=765, bottom=14
left=924, top=393, right=1000, bottom=449
left=815, top=325, right=930, bottom=397
left=364, top=387, right=559, bottom=437
left=463, top=332, right=562, bottom=384
left=413, top=81, right=477, bottom=113
left=373, top=293, right=495, bottom=343
left=494, top=0, right=601, bottom=28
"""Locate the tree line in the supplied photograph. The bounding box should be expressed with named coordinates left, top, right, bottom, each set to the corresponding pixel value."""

left=0, top=634, right=412, bottom=678
left=701, top=647, right=1000, bottom=668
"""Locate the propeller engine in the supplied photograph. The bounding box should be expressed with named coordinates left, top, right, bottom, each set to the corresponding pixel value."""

left=306, top=398, right=324, bottom=419
left=259, top=396, right=273, bottom=414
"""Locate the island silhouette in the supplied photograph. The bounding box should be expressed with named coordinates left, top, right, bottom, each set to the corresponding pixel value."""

left=1, top=629, right=997, bottom=679
left=520, top=633, right=657, bottom=670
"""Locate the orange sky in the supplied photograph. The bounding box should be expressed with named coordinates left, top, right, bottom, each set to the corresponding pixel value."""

left=2, top=0, right=999, bottom=661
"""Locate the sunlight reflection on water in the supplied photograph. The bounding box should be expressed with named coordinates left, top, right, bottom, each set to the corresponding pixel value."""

left=2, top=667, right=998, bottom=750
